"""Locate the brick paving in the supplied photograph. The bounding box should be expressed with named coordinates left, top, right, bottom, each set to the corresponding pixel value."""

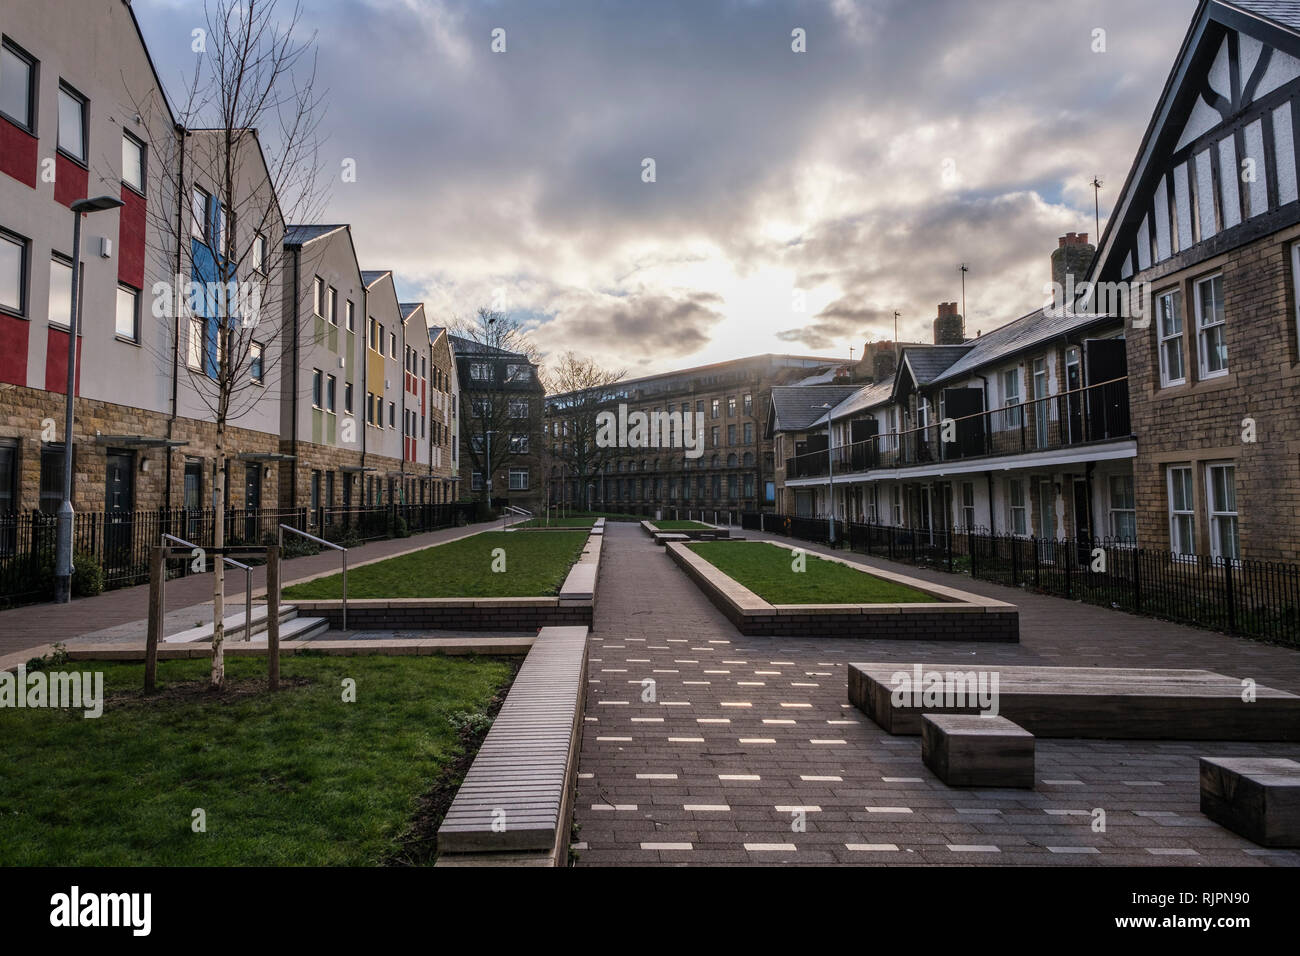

left=0, top=519, right=502, bottom=657
left=573, top=522, right=1300, bottom=866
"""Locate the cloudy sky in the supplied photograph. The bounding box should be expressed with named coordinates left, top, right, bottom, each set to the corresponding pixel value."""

left=135, top=0, right=1195, bottom=375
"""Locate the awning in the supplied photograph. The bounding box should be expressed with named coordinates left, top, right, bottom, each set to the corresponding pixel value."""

left=340, top=465, right=378, bottom=473
left=236, top=452, right=296, bottom=462
left=94, top=435, right=189, bottom=449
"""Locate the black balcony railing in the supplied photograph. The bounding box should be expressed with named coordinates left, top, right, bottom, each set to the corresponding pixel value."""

left=785, top=377, right=1131, bottom=480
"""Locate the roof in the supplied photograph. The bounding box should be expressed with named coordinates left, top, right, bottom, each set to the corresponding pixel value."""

left=930, top=308, right=1111, bottom=384
left=448, top=333, right=532, bottom=360
left=820, top=380, right=894, bottom=424
left=769, top=385, right=860, bottom=432
left=284, top=224, right=347, bottom=247
left=361, top=270, right=391, bottom=288
left=1226, top=0, right=1300, bottom=33
left=897, top=345, right=973, bottom=393
left=400, top=303, right=424, bottom=321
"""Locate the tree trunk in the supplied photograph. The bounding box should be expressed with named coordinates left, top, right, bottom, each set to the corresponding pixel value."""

left=211, top=423, right=226, bottom=690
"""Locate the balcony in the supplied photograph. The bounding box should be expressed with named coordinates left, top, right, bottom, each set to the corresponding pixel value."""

left=786, top=377, right=1131, bottom=481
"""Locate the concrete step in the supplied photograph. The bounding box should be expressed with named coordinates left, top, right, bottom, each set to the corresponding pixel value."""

left=164, top=604, right=299, bottom=644
left=246, top=615, right=329, bottom=643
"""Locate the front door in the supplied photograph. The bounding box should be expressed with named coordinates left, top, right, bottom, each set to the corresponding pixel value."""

left=244, top=464, right=262, bottom=542
left=104, top=451, right=135, bottom=573
left=1037, top=479, right=1056, bottom=561
left=1065, top=347, right=1083, bottom=443
left=1073, top=477, right=1092, bottom=563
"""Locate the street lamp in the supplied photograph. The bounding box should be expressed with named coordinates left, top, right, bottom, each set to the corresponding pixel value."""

left=55, top=195, right=125, bottom=604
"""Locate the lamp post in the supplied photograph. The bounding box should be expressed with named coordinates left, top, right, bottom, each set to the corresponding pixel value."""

left=55, top=195, right=125, bottom=604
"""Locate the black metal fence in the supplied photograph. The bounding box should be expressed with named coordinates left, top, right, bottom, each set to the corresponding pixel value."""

left=740, top=512, right=1300, bottom=644
left=0, top=502, right=477, bottom=608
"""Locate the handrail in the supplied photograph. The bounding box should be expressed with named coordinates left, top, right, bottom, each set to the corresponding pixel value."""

left=161, top=533, right=253, bottom=643
left=502, top=504, right=533, bottom=529
left=278, top=524, right=347, bottom=631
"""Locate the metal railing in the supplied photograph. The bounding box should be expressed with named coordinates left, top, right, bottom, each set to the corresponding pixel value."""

left=502, top=504, right=533, bottom=529
left=161, top=533, right=254, bottom=643
left=279, top=524, right=348, bottom=631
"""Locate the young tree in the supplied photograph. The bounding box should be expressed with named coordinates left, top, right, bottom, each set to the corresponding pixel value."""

left=542, top=352, right=626, bottom=512
left=137, top=0, right=326, bottom=689
left=451, top=308, right=542, bottom=508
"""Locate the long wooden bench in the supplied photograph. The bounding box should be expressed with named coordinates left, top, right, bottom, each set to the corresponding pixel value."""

left=1200, top=757, right=1300, bottom=847
left=436, top=625, right=589, bottom=866
left=849, top=663, right=1300, bottom=740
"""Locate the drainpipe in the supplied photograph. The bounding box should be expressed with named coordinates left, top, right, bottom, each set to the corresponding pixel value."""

left=290, top=245, right=300, bottom=510
left=166, top=122, right=187, bottom=510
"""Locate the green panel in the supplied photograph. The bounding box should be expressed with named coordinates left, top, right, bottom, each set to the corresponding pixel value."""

left=329, top=325, right=338, bottom=353
left=313, top=316, right=325, bottom=346
left=312, top=408, right=323, bottom=444
left=327, top=413, right=336, bottom=444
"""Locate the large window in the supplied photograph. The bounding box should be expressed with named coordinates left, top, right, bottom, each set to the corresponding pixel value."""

left=346, top=300, right=355, bottom=332
left=57, top=83, right=87, bottom=164
left=1156, top=290, right=1185, bottom=387
left=1108, top=474, right=1136, bottom=541
left=960, top=483, right=976, bottom=529
left=0, top=41, right=36, bottom=131
left=343, top=381, right=353, bottom=414
left=509, top=468, right=529, bottom=491
left=48, top=256, right=73, bottom=328
left=508, top=400, right=529, bottom=419
left=470, top=362, right=490, bottom=381
left=0, top=228, right=26, bottom=315
left=1195, top=273, right=1227, bottom=378
left=505, top=363, right=530, bottom=382
left=122, top=132, right=145, bottom=193
left=1206, top=463, right=1239, bottom=561
left=1167, top=465, right=1195, bottom=556
left=115, top=285, right=139, bottom=342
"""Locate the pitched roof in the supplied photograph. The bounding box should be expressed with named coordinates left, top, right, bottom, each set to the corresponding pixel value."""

left=821, top=380, right=894, bottom=423
left=400, top=303, right=424, bottom=321
left=361, top=270, right=391, bottom=288
left=448, top=333, right=531, bottom=360
left=899, top=345, right=973, bottom=388
left=769, top=385, right=860, bottom=432
left=283, top=224, right=347, bottom=247
left=1226, top=0, right=1300, bottom=33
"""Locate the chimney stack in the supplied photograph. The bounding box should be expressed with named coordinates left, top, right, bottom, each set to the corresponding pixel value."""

left=932, top=302, right=964, bottom=345
left=1051, top=232, right=1095, bottom=309
left=872, top=344, right=897, bottom=382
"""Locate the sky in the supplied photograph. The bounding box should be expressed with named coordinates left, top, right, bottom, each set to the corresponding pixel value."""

left=134, top=0, right=1196, bottom=375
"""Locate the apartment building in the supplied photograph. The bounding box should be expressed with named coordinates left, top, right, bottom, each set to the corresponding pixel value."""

left=546, top=354, right=843, bottom=517
left=1089, top=0, right=1300, bottom=562
left=773, top=237, right=1136, bottom=545
left=427, top=325, right=460, bottom=503
left=453, top=334, right=545, bottom=511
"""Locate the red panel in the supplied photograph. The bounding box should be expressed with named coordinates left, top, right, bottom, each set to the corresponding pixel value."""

left=54, top=154, right=89, bottom=208
left=0, top=118, right=37, bottom=188
left=118, top=185, right=146, bottom=288
left=0, top=314, right=29, bottom=385
left=44, top=327, right=82, bottom=396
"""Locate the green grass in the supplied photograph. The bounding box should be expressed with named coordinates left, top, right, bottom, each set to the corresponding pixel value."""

left=283, top=530, right=588, bottom=599
left=513, top=516, right=597, bottom=528
left=0, top=655, right=514, bottom=865
left=652, top=520, right=715, bottom=530
left=688, top=541, right=940, bottom=604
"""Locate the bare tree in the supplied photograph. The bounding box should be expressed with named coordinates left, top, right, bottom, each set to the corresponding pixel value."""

left=136, top=0, right=327, bottom=689
left=543, top=352, right=626, bottom=512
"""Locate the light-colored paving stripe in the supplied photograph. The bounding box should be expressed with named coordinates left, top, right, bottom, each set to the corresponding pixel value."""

left=697, top=717, right=731, bottom=724
left=719, top=774, right=761, bottom=781
left=1123, top=781, right=1165, bottom=787
left=601, top=668, right=627, bottom=673
left=591, top=804, right=638, bottom=811
left=737, top=681, right=766, bottom=686
left=776, top=805, right=822, bottom=812
left=708, top=639, right=730, bottom=644
left=659, top=701, right=691, bottom=706
left=826, top=719, right=858, bottom=725
left=641, top=842, right=693, bottom=851
left=647, top=646, right=670, bottom=650
left=865, top=806, right=913, bottom=814
left=690, top=647, right=713, bottom=652
left=739, top=737, right=776, bottom=744
left=1047, top=846, right=1101, bottom=854
left=723, top=660, right=748, bottom=664
left=703, top=669, right=731, bottom=674
left=802, top=775, right=843, bottom=782
left=721, top=702, right=752, bottom=708
left=745, top=843, right=796, bottom=852
left=584, top=717, right=598, bottom=722
left=846, top=843, right=898, bottom=852
left=668, top=736, right=705, bottom=742
left=631, top=717, right=664, bottom=723
left=625, top=638, right=645, bottom=642
left=948, top=844, right=1000, bottom=853
left=674, top=659, right=699, bottom=664
left=652, top=669, right=679, bottom=674
left=882, top=776, right=923, bottom=783
left=596, top=736, right=633, bottom=742
left=682, top=681, right=712, bottom=686
left=667, top=639, right=687, bottom=643
left=588, top=679, right=601, bottom=684
left=780, top=703, right=813, bottom=709
left=604, top=645, right=625, bottom=649
left=755, top=670, right=782, bottom=675
left=1042, top=779, right=1084, bottom=786
left=791, top=682, right=819, bottom=688
left=1147, top=848, right=1198, bottom=856
left=770, top=660, right=795, bottom=665
left=684, top=804, right=731, bottom=812
left=807, top=671, right=833, bottom=677
left=627, top=658, right=651, bottom=663
left=811, top=739, right=847, bottom=745
left=598, top=700, right=628, bottom=706
left=763, top=719, right=796, bottom=725
left=636, top=773, right=678, bottom=780
left=578, top=773, right=594, bottom=780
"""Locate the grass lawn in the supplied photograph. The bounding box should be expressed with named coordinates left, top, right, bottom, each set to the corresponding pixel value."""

left=513, top=516, right=597, bottom=528
left=652, top=520, right=715, bottom=530
left=283, top=530, right=587, bottom=599
left=688, top=541, right=940, bottom=604
left=0, top=655, right=515, bottom=865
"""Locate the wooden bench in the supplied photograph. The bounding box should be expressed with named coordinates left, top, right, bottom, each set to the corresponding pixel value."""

left=922, top=714, right=1035, bottom=788
left=849, top=663, right=1300, bottom=740
left=1200, top=756, right=1300, bottom=847
left=436, top=625, right=589, bottom=866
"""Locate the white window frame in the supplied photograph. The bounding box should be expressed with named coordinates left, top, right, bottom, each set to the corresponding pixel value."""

left=346, top=300, right=355, bottom=332
left=48, top=255, right=73, bottom=329
left=1167, top=465, right=1196, bottom=558
left=1107, top=474, right=1136, bottom=543
left=115, top=284, right=139, bottom=343
left=0, top=228, right=27, bottom=316
left=192, top=187, right=210, bottom=242
left=121, top=132, right=145, bottom=194
left=0, top=41, right=36, bottom=132
left=313, top=276, right=325, bottom=317
left=1008, top=479, right=1027, bottom=536
left=509, top=468, right=529, bottom=491
left=187, top=314, right=205, bottom=371
left=56, top=82, right=87, bottom=164
left=1206, top=462, right=1239, bottom=562
left=327, top=286, right=337, bottom=326
left=312, top=368, right=323, bottom=409
left=1194, top=273, right=1228, bottom=379
left=249, top=340, right=264, bottom=384
left=1156, top=289, right=1185, bottom=387
left=252, top=232, right=267, bottom=274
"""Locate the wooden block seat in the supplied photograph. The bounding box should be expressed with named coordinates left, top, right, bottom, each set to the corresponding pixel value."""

left=1200, top=757, right=1300, bottom=847
left=922, top=714, right=1035, bottom=788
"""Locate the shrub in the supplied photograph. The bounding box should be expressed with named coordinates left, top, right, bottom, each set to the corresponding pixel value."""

left=391, top=516, right=410, bottom=539
left=71, top=551, right=104, bottom=597
left=447, top=710, right=494, bottom=739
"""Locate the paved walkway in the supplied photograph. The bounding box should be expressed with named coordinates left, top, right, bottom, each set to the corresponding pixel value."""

left=573, top=522, right=1300, bottom=866
left=0, top=519, right=504, bottom=657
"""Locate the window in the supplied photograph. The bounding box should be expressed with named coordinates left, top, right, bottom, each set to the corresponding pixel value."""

left=115, top=285, right=139, bottom=341
left=1207, top=463, right=1239, bottom=561
left=310, top=471, right=321, bottom=513
left=48, top=256, right=73, bottom=328
left=389, top=331, right=396, bottom=359
left=961, top=483, right=975, bottom=529
left=327, top=287, right=337, bottom=325
left=312, top=368, right=322, bottom=408
left=0, top=229, right=26, bottom=315
left=509, top=434, right=529, bottom=453
left=366, top=393, right=375, bottom=426
left=216, top=202, right=230, bottom=257
left=121, top=133, right=145, bottom=193
left=345, top=300, right=355, bottom=332
left=743, top=393, right=753, bottom=415
left=1108, top=474, right=1136, bottom=541
left=471, top=471, right=484, bottom=491
left=470, top=362, right=490, bottom=381
left=39, top=446, right=67, bottom=513
left=388, top=401, right=395, bottom=428
left=1156, top=290, right=1185, bottom=387
left=1167, top=465, right=1196, bottom=557
left=891, top=485, right=902, bottom=525
left=187, top=314, right=204, bottom=370
left=1000, top=368, right=1022, bottom=428
left=1008, top=479, right=1027, bottom=536
left=711, top=399, right=720, bottom=419
left=252, top=232, right=267, bottom=274
left=727, top=396, right=736, bottom=416
left=0, top=41, right=35, bottom=131
left=313, top=277, right=325, bottom=317
left=1195, top=274, right=1227, bottom=378
left=508, top=400, right=529, bottom=419
left=368, top=317, right=377, bottom=351
left=505, top=363, right=531, bottom=382
left=57, top=83, right=87, bottom=164
left=249, top=341, right=264, bottom=383
left=325, top=374, right=336, bottom=412
left=192, top=187, right=210, bottom=242
left=343, top=381, right=353, bottom=414
left=509, top=468, right=529, bottom=491
left=472, top=398, right=490, bottom=417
